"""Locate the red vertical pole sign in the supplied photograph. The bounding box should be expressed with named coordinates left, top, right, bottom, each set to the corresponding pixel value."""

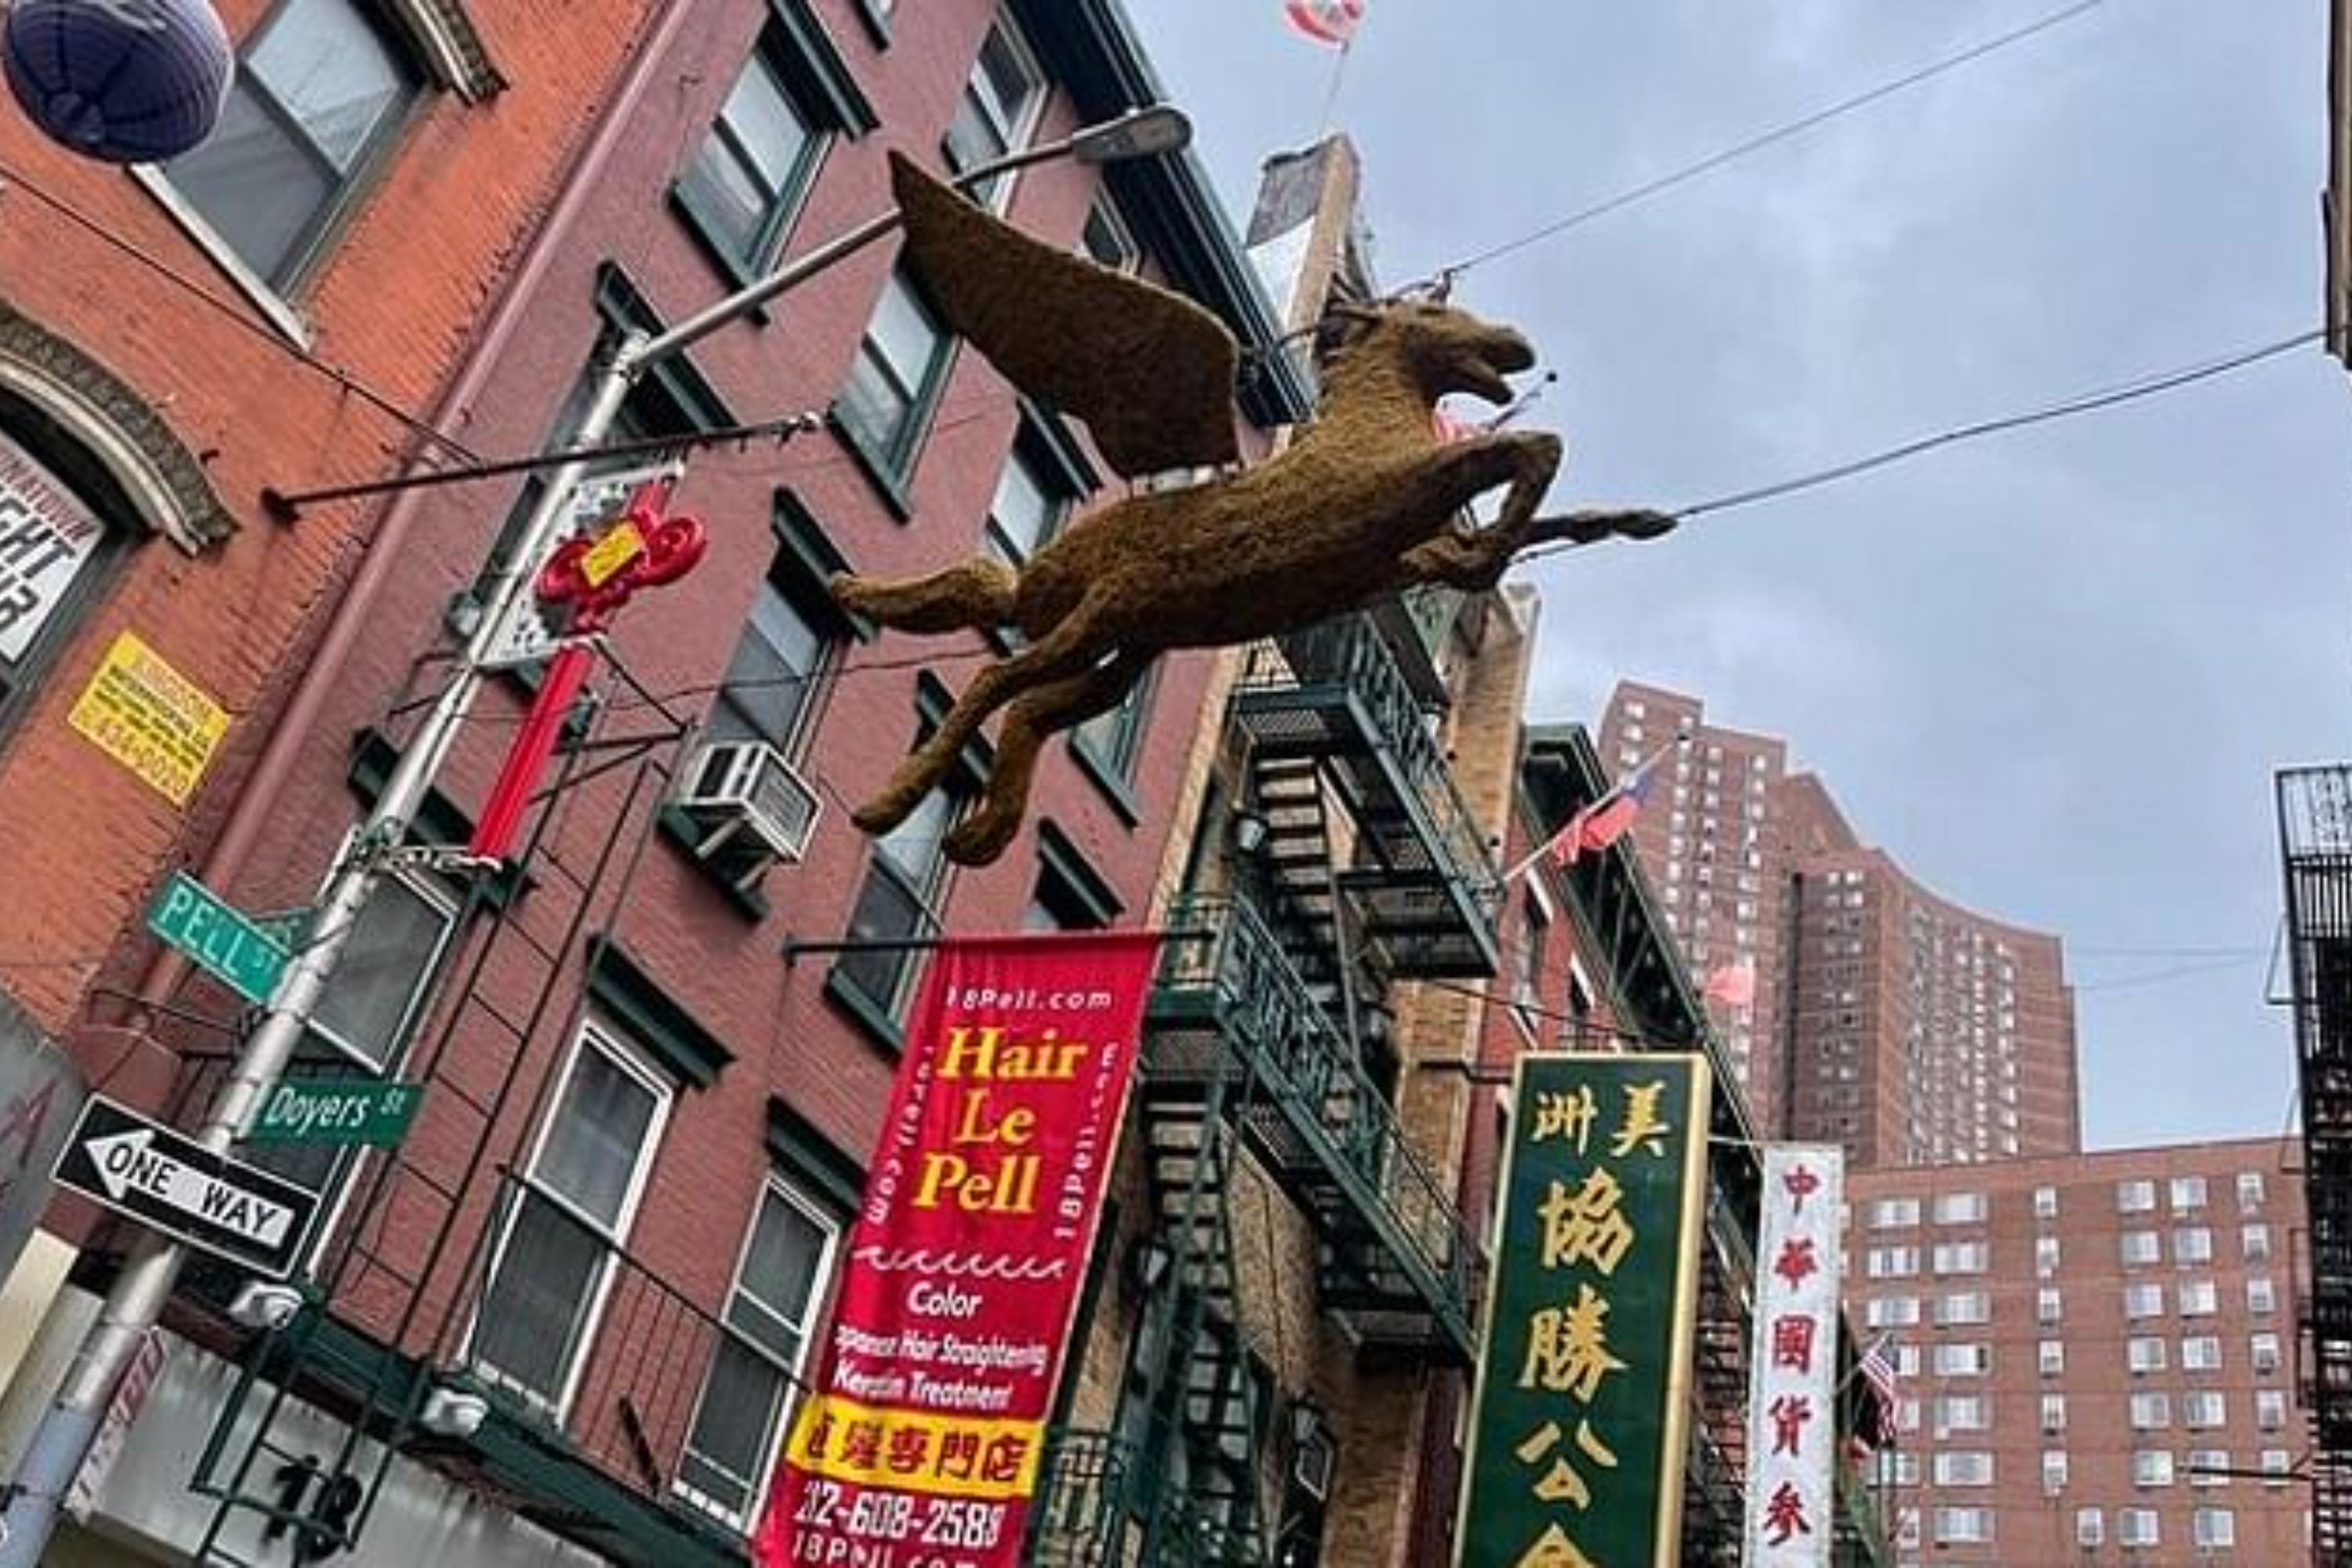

left=468, top=482, right=706, bottom=860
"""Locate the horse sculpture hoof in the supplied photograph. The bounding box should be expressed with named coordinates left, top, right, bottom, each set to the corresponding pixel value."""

left=943, top=812, right=1018, bottom=868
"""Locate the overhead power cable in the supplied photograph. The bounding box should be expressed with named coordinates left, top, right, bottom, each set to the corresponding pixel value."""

left=1420, top=0, right=2112, bottom=288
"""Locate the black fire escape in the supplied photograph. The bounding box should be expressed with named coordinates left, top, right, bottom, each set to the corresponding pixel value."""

left=2278, top=764, right=2352, bottom=1561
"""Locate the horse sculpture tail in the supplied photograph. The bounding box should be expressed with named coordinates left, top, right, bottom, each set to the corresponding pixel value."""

left=830, top=557, right=1019, bottom=635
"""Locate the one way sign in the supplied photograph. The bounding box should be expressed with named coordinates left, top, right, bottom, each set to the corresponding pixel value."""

left=53, top=1097, right=320, bottom=1278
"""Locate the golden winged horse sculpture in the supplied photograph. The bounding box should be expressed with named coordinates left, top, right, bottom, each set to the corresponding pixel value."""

left=834, top=152, right=1679, bottom=867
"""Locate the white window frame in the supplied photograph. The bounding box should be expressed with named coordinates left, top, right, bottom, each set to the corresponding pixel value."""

left=470, top=1019, right=673, bottom=1421
left=672, top=1172, right=842, bottom=1531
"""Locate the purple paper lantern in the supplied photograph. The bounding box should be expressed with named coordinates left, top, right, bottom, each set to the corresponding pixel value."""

left=5, top=0, right=233, bottom=165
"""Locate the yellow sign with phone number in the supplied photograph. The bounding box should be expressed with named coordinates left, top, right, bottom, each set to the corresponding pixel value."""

left=67, top=630, right=228, bottom=806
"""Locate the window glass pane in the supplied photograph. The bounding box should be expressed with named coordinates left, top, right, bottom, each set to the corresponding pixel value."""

left=721, top=59, right=813, bottom=195
left=472, top=1192, right=604, bottom=1403
left=738, top=1188, right=828, bottom=1334
left=837, top=350, right=913, bottom=457
left=680, top=1338, right=789, bottom=1520
left=878, top=788, right=952, bottom=884
left=972, top=24, right=1040, bottom=138
left=533, top=1045, right=659, bottom=1230
left=869, top=274, right=943, bottom=389
left=679, top=132, right=772, bottom=261
left=985, top=448, right=1059, bottom=562
left=0, top=437, right=106, bottom=669
left=714, top=580, right=829, bottom=748
left=838, top=857, right=927, bottom=1011
left=165, top=86, right=331, bottom=281
left=309, top=878, right=451, bottom=1069
left=248, top=0, right=408, bottom=172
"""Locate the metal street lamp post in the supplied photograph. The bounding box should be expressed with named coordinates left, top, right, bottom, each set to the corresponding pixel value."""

left=0, top=104, right=1191, bottom=1566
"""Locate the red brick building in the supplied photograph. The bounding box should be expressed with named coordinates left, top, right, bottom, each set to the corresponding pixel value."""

left=1846, top=1138, right=2311, bottom=1566
left=1599, top=680, right=2080, bottom=1166
left=0, top=3, right=1313, bottom=1564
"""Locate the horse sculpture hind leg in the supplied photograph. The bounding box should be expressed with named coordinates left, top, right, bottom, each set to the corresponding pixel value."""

left=942, top=649, right=1149, bottom=866
left=830, top=557, right=1019, bottom=635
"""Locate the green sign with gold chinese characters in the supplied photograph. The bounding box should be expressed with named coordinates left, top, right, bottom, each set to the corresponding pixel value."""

left=1454, top=1053, right=1714, bottom=1568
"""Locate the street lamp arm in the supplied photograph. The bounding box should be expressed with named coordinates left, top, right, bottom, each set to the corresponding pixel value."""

left=622, top=105, right=1191, bottom=376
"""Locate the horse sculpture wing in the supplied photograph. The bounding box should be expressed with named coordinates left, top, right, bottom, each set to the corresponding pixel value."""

left=889, top=151, right=1243, bottom=478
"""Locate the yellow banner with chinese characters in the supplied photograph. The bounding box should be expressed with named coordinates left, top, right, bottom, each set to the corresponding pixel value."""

left=782, top=1391, right=1044, bottom=1501
left=66, top=630, right=227, bottom=807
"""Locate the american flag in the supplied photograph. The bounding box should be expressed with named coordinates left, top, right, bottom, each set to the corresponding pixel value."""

left=1855, top=1334, right=1901, bottom=1450
left=1283, top=0, right=1366, bottom=48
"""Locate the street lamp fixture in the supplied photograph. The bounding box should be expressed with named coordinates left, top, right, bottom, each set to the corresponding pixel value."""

left=1071, top=104, right=1192, bottom=165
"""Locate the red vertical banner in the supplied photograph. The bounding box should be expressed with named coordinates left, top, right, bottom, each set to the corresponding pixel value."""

left=755, top=933, right=1160, bottom=1567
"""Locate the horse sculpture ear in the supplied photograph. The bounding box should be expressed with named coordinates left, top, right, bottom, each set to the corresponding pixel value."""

left=1316, top=299, right=1381, bottom=363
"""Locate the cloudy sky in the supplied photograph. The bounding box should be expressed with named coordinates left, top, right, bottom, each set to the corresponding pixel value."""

left=1126, top=0, right=2351, bottom=1151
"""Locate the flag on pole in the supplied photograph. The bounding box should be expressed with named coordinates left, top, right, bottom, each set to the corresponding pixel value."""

left=1856, top=1333, right=1901, bottom=1450
left=1702, top=955, right=1758, bottom=1010
left=1283, top=0, right=1366, bottom=47
left=1551, top=747, right=1666, bottom=867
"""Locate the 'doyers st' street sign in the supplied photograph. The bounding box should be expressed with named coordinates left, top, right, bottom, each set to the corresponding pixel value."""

left=245, top=1080, right=423, bottom=1148
left=52, top=1097, right=318, bottom=1278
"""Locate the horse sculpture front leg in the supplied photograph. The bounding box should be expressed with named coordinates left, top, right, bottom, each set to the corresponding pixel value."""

left=1394, top=431, right=1564, bottom=593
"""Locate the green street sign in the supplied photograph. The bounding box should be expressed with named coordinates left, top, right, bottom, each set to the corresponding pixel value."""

left=245, top=1080, right=425, bottom=1147
left=146, top=871, right=289, bottom=1006
left=246, top=906, right=315, bottom=953
left=1455, top=1053, right=1714, bottom=1568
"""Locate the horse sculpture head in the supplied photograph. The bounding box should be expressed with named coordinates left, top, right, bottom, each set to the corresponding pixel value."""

left=1326, top=296, right=1537, bottom=406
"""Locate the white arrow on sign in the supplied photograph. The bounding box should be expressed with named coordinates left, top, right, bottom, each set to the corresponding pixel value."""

left=85, top=1129, right=294, bottom=1250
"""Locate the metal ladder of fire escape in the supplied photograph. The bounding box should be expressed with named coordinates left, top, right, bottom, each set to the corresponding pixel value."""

left=184, top=660, right=691, bottom=1566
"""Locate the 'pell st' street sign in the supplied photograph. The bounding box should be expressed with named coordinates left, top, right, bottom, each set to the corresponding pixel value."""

left=146, top=871, right=289, bottom=1006
left=245, top=1080, right=424, bottom=1148
left=52, top=1097, right=319, bottom=1278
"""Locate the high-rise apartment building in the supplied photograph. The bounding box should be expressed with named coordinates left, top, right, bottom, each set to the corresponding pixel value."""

left=1598, top=681, right=2080, bottom=1166
left=1846, top=1138, right=2310, bottom=1566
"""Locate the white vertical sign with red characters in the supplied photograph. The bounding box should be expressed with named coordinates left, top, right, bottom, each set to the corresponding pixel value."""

left=1744, top=1145, right=1845, bottom=1568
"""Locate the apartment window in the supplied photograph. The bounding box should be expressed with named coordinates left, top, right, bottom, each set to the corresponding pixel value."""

left=2181, top=1335, right=2223, bottom=1372
left=1931, top=1240, right=1987, bottom=1275
left=833, top=770, right=964, bottom=1031
left=2238, top=1170, right=2267, bottom=1210
left=2257, top=1389, right=2287, bottom=1430
left=1933, top=1451, right=1993, bottom=1486
left=1933, top=1342, right=1991, bottom=1377
left=2040, top=1393, right=2067, bottom=1433
left=835, top=268, right=953, bottom=486
left=2038, top=1341, right=2065, bottom=1377
left=2249, top=1276, right=2278, bottom=1316
left=1932, top=1508, right=1991, bottom=1545
left=2184, top=1391, right=2227, bottom=1429
left=2188, top=1507, right=2234, bottom=1550
left=1080, top=194, right=1138, bottom=272
left=2170, top=1174, right=2208, bottom=1211
left=710, top=521, right=851, bottom=757
left=1871, top=1197, right=1921, bottom=1230
left=1072, top=666, right=1156, bottom=793
left=470, top=1025, right=672, bottom=1411
left=304, top=874, right=458, bottom=1073
left=2243, top=1221, right=2274, bottom=1262
left=1867, top=1246, right=1918, bottom=1279
left=1895, top=1343, right=1922, bottom=1377
left=2129, top=1392, right=2171, bottom=1431
left=2040, top=1450, right=2067, bottom=1494
left=940, top=13, right=1046, bottom=212
left=1512, top=890, right=1551, bottom=1025
left=1936, top=1395, right=1988, bottom=1433
left=1022, top=827, right=1116, bottom=933
left=675, top=1176, right=841, bottom=1528
left=2075, top=1508, right=2103, bottom=1548
left=1866, top=1295, right=1920, bottom=1329
left=2173, top=1225, right=2214, bottom=1265
left=674, top=9, right=845, bottom=273
left=982, top=431, right=1080, bottom=568
left=2180, top=1278, right=2220, bottom=1316
left=2189, top=1448, right=2230, bottom=1488
left=1933, top=1191, right=1986, bottom=1225
left=2252, top=1332, right=2282, bottom=1374
left=2127, top=1337, right=2167, bottom=1375
left=163, top=0, right=421, bottom=289
left=2119, top=1508, right=2159, bottom=1548
left=1896, top=1398, right=1921, bottom=1433
left=2125, top=1282, right=2165, bottom=1319
left=2117, top=1178, right=2158, bottom=1214
left=2036, top=1287, right=2062, bottom=1325
left=2034, top=1184, right=2060, bottom=1220
left=2120, top=1229, right=2161, bottom=1267
left=0, top=429, right=134, bottom=733
left=1936, top=1290, right=1991, bottom=1327
left=2263, top=1448, right=2295, bottom=1485
left=2132, top=1448, right=2175, bottom=1486
left=2035, top=1234, right=2061, bottom=1276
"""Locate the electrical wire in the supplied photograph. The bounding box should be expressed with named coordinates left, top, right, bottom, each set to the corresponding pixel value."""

left=0, top=158, right=485, bottom=470
left=1518, top=324, right=2326, bottom=557
left=1414, top=0, right=2113, bottom=289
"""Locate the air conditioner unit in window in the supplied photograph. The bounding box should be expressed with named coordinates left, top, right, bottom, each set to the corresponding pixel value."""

left=674, top=739, right=821, bottom=887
